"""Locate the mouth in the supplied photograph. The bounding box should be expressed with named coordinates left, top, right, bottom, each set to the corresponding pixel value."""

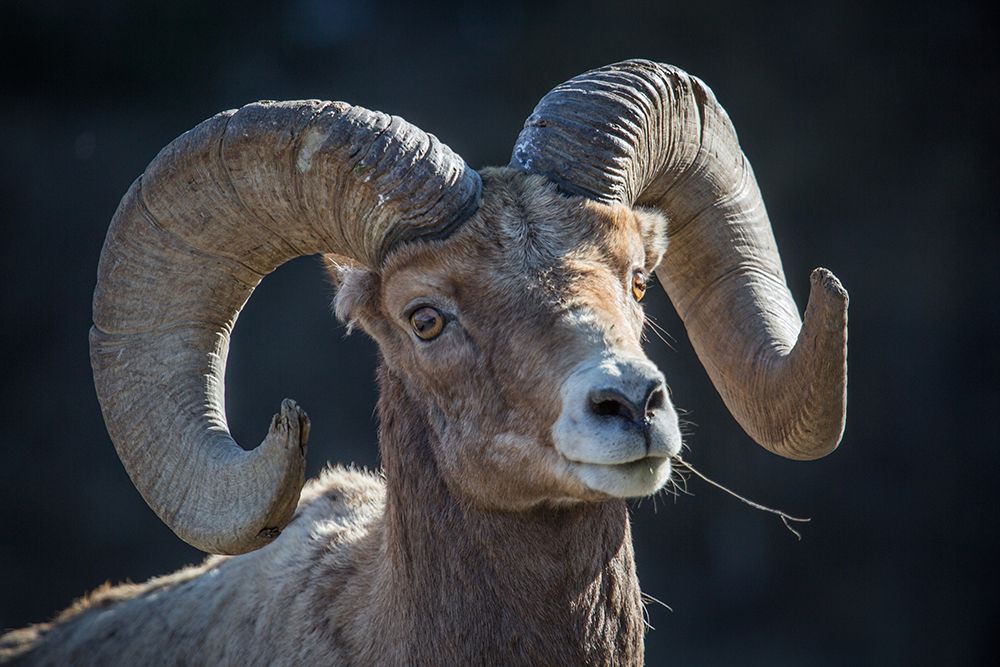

left=562, top=453, right=672, bottom=498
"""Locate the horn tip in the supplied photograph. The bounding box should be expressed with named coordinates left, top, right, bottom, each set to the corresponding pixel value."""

left=810, top=267, right=849, bottom=305
left=807, top=267, right=849, bottom=334
left=769, top=267, right=848, bottom=461
left=269, top=398, right=311, bottom=453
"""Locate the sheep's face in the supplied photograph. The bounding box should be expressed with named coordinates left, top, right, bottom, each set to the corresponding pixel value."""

left=333, top=169, right=681, bottom=509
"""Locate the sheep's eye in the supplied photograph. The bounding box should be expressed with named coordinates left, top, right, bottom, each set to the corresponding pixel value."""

left=631, top=272, right=647, bottom=301
left=410, top=306, right=445, bottom=340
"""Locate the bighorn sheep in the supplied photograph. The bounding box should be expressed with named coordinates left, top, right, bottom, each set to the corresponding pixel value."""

left=1, top=60, right=848, bottom=665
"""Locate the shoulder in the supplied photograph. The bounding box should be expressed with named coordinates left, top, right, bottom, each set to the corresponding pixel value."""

left=290, top=465, right=386, bottom=537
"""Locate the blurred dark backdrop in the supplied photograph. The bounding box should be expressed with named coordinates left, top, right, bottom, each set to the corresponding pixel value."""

left=1, top=1, right=996, bottom=664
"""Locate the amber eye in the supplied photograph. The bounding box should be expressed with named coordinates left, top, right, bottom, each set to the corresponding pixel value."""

left=631, top=272, right=647, bottom=301
left=410, top=306, right=445, bottom=340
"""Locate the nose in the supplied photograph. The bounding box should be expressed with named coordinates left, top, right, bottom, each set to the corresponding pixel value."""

left=588, top=380, right=667, bottom=428
left=553, top=355, right=681, bottom=466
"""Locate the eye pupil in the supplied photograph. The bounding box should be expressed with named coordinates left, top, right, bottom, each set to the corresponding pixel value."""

left=631, top=272, right=647, bottom=301
left=410, top=307, right=445, bottom=340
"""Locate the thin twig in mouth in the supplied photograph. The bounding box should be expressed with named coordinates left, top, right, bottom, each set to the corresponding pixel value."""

left=672, top=457, right=811, bottom=540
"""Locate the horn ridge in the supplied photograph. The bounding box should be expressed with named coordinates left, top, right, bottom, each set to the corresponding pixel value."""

left=93, top=100, right=478, bottom=554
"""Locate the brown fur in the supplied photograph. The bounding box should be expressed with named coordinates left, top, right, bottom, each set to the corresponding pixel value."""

left=2, top=168, right=667, bottom=665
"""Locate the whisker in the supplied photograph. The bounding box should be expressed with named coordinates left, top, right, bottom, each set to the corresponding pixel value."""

left=644, top=321, right=673, bottom=350
left=644, top=314, right=677, bottom=346
left=643, top=315, right=677, bottom=351
left=669, top=465, right=692, bottom=496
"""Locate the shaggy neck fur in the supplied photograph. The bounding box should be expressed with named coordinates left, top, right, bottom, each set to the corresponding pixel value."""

left=0, top=365, right=646, bottom=666
left=336, top=366, right=645, bottom=666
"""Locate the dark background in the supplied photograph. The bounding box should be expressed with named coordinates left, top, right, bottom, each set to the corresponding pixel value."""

left=1, top=1, right=996, bottom=664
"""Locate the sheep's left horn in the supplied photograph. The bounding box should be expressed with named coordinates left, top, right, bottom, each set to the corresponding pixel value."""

left=511, top=60, right=847, bottom=460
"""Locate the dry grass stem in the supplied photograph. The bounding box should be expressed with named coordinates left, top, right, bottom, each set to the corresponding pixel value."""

left=672, top=457, right=811, bottom=539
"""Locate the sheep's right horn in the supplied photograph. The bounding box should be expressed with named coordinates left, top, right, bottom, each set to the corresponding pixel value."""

left=91, top=101, right=480, bottom=554
left=511, top=60, right=847, bottom=460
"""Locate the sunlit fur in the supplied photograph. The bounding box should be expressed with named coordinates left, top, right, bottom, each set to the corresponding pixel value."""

left=2, top=168, right=679, bottom=666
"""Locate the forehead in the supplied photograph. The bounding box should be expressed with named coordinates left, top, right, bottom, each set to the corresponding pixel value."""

left=382, top=170, right=645, bottom=296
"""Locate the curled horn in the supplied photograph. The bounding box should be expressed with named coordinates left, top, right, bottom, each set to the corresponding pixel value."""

left=511, top=60, right=847, bottom=459
left=92, top=100, right=480, bottom=554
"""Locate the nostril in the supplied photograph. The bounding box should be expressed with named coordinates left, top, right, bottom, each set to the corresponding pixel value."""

left=645, top=386, right=666, bottom=416
left=593, top=399, right=630, bottom=419
left=589, top=388, right=641, bottom=424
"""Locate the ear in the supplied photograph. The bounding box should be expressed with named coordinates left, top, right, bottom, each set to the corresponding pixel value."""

left=323, top=254, right=380, bottom=331
left=633, top=206, right=668, bottom=272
